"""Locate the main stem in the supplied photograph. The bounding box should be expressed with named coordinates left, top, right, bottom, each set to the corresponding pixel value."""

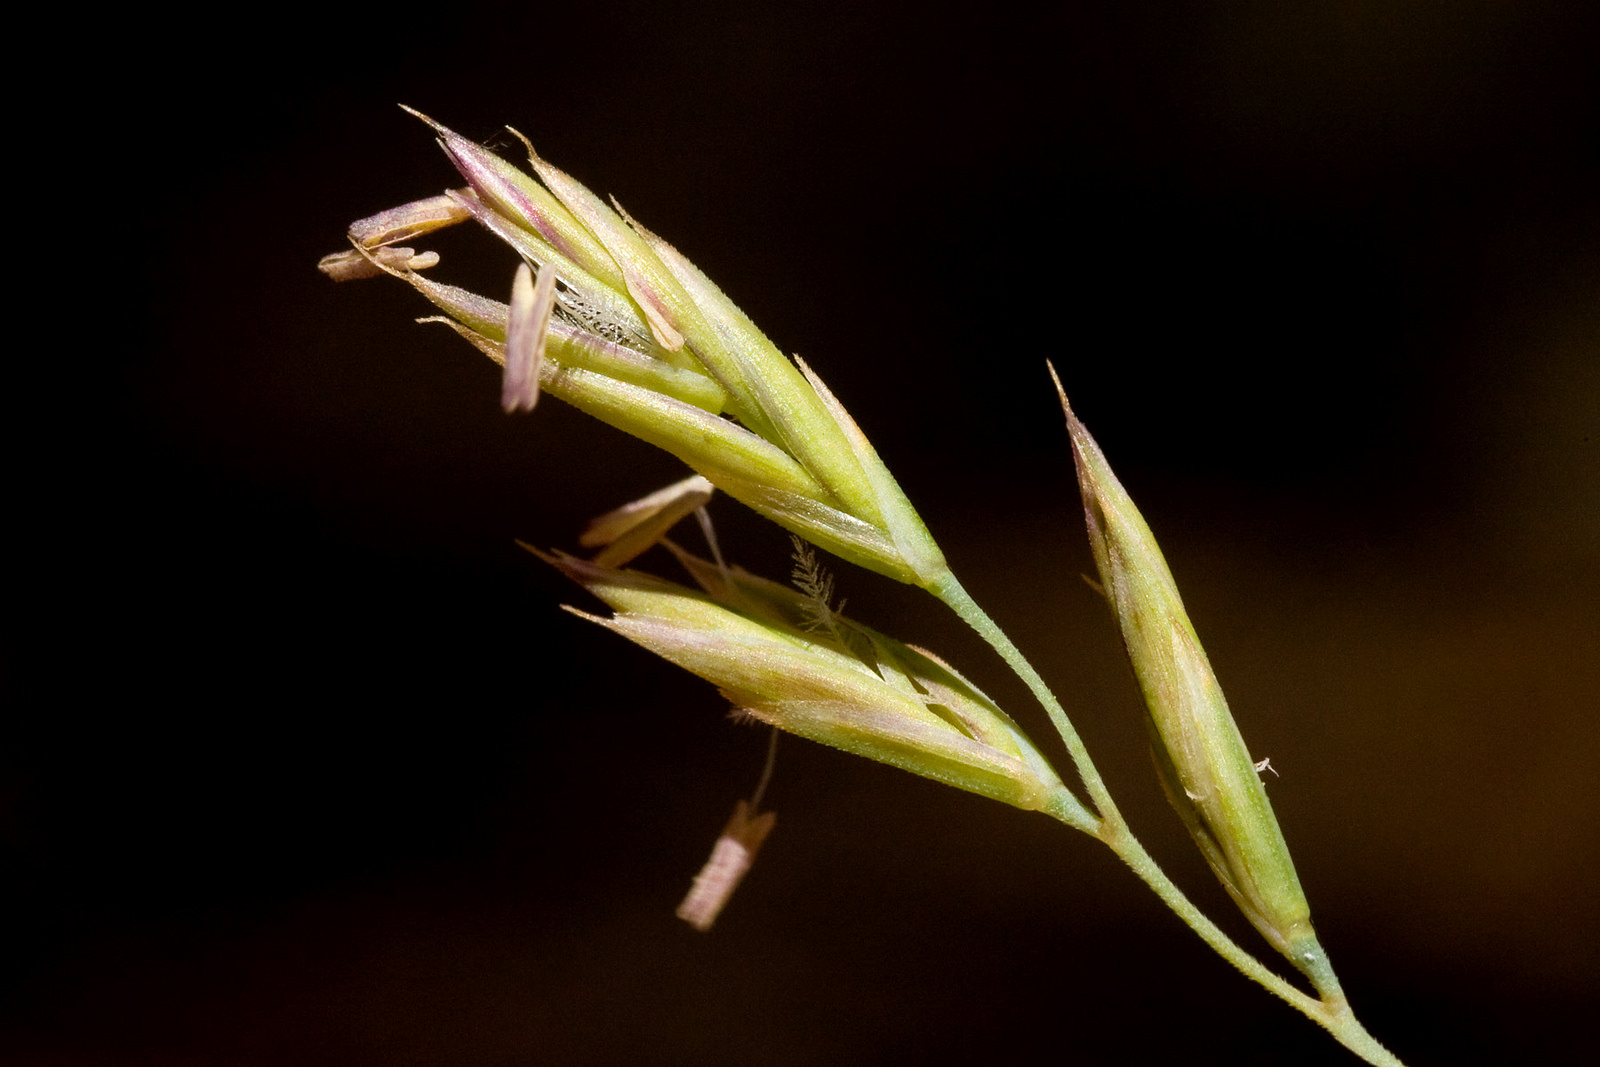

left=931, top=572, right=1405, bottom=1067
left=1100, top=819, right=1405, bottom=1066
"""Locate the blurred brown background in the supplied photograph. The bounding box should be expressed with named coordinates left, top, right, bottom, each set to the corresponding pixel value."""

left=8, top=2, right=1597, bottom=1063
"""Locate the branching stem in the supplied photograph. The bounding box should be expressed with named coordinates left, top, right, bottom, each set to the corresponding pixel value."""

left=931, top=572, right=1405, bottom=1067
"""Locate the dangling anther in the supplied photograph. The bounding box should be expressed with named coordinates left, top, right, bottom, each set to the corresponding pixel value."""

left=676, top=729, right=779, bottom=932
left=503, top=261, right=557, bottom=413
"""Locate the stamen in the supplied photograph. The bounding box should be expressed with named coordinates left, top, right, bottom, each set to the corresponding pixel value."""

left=579, top=476, right=715, bottom=568
left=347, top=192, right=472, bottom=249
left=502, top=262, right=557, bottom=413
left=678, top=724, right=780, bottom=933
left=316, top=246, right=439, bottom=282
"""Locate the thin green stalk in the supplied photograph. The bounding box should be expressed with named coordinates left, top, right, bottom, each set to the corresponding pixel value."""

left=931, top=572, right=1117, bottom=823
left=934, top=573, right=1405, bottom=1067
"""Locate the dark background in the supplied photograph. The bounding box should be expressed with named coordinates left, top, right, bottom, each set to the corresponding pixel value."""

left=8, top=2, right=1598, bottom=1063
